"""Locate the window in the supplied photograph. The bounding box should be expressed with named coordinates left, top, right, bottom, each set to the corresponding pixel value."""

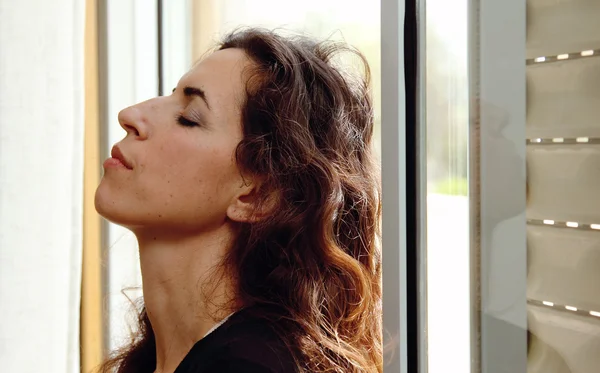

left=423, top=0, right=600, bottom=372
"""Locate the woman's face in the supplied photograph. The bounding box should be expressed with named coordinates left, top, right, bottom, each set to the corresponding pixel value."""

left=95, top=48, right=253, bottom=233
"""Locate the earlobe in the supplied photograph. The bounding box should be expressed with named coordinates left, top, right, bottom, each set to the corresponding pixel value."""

left=226, top=185, right=278, bottom=223
left=226, top=183, right=260, bottom=223
left=226, top=200, right=258, bottom=223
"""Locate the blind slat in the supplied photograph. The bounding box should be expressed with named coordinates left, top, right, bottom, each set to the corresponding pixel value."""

left=528, top=226, right=600, bottom=311
left=527, top=0, right=600, bottom=58
left=527, top=146, right=600, bottom=222
left=528, top=305, right=600, bottom=373
left=527, top=57, right=600, bottom=138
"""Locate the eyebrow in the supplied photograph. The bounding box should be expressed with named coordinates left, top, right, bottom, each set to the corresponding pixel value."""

left=180, top=86, right=211, bottom=111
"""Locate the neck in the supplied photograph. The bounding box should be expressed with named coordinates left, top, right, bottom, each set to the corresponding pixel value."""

left=135, top=225, right=238, bottom=373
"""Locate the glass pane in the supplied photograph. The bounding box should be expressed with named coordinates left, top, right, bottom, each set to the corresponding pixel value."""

left=425, top=0, right=529, bottom=371
left=424, top=0, right=471, bottom=371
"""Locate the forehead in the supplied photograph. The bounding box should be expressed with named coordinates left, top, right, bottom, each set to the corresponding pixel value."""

left=181, top=48, right=252, bottom=109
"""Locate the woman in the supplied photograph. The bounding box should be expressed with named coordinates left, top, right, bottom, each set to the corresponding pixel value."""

left=96, top=28, right=382, bottom=373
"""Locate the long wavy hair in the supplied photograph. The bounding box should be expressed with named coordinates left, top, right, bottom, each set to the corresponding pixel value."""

left=99, top=28, right=382, bottom=373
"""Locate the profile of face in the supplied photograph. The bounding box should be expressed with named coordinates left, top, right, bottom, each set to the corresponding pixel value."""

left=95, top=48, right=254, bottom=235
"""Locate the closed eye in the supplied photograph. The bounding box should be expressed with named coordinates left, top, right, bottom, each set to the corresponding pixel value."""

left=177, top=115, right=201, bottom=128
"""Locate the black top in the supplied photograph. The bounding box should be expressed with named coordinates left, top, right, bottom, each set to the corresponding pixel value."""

left=174, top=307, right=297, bottom=373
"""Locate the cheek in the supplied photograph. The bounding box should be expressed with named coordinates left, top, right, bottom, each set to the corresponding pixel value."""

left=146, top=142, right=240, bottom=202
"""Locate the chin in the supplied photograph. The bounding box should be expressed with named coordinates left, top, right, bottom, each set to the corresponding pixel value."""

left=95, top=185, right=168, bottom=232
left=95, top=192, right=119, bottom=223
left=94, top=185, right=135, bottom=227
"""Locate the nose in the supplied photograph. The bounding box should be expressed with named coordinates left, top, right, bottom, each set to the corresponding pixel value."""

left=118, top=104, right=149, bottom=140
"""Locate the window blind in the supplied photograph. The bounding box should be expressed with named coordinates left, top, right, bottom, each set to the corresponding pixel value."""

left=527, top=0, right=600, bottom=371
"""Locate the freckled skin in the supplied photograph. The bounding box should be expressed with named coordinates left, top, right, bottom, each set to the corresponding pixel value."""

left=95, top=49, right=252, bottom=235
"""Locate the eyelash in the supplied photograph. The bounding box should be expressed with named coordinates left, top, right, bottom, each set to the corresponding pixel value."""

left=177, top=115, right=201, bottom=128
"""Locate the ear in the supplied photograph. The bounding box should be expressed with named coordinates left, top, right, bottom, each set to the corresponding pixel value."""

left=226, top=180, right=278, bottom=223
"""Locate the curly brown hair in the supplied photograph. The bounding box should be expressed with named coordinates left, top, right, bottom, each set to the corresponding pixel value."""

left=99, top=28, right=382, bottom=373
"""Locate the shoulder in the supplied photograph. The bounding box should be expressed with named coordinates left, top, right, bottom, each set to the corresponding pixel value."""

left=213, top=313, right=297, bottom=372
left=176, top=307, right=298, bottom=373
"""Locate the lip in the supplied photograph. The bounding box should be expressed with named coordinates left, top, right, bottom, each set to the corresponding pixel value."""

left=107, top=145, right=133, bottom=170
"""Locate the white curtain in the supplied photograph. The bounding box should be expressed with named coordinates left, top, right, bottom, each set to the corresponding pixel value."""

left=0, top=1, right=85, bottom=372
